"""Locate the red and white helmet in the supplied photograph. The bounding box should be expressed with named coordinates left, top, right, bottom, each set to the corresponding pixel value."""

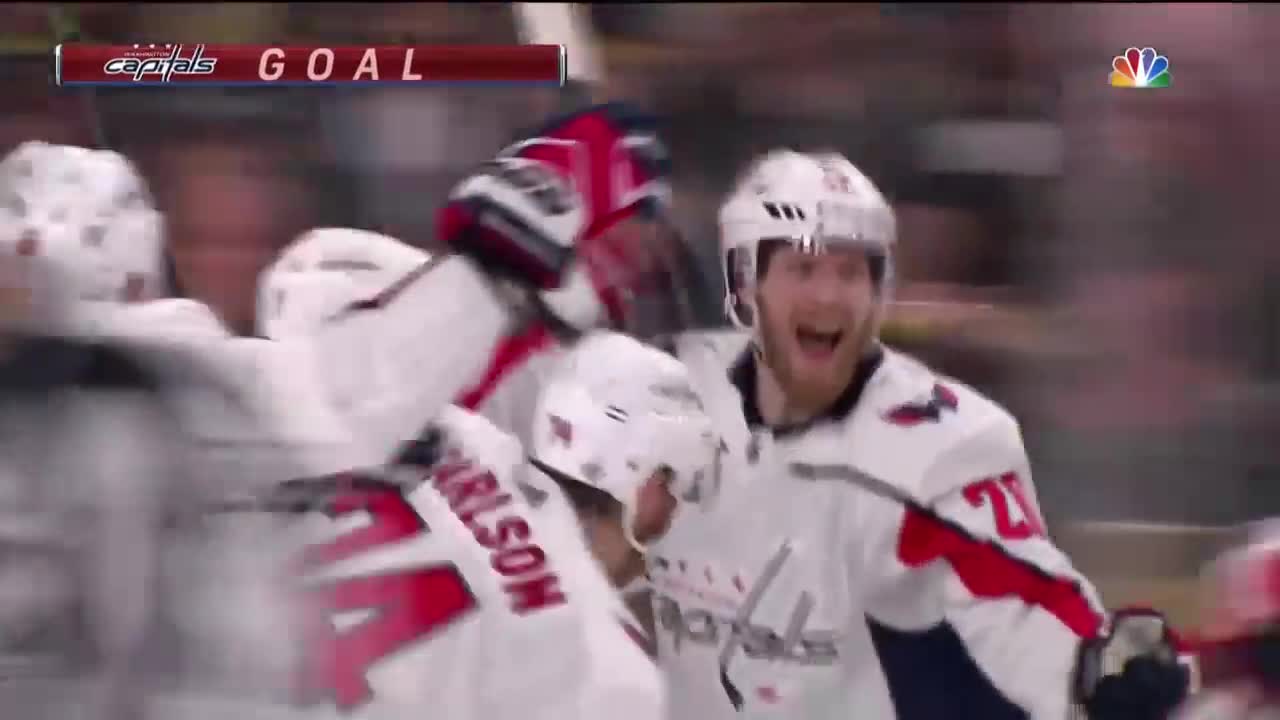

left=1177, top=521, right=1280, bottom=718
left=530, top=331, right=719, bottom=552
left=256, top=227, right=431, bottom=339
left=718, top=149, right=896, bottom=331
left=1203, top=520, right=1280, bottom=639
left=0, top=141, right=165, bottom=304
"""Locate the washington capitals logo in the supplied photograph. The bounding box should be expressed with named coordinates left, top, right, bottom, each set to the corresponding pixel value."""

left=883, top=383, right=958, bottom=427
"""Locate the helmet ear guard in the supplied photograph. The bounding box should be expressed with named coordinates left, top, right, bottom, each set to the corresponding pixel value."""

left=723, top=246, right=755, bottom=329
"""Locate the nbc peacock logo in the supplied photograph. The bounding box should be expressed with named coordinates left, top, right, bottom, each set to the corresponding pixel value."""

left=1109, top=47, right=1171, bottom=89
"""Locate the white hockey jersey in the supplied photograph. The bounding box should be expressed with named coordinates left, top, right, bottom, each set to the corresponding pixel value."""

left=384, top=302, right=1110, bottom=720
left=647, top=330, right=1105, bottom=720
left=163, top=404, right=663, bottom=720
left=63, top=299, right=662, bottom=720
left=454, top=319, right=567, bottom=451
left=97, top=298, right=365, bottom=485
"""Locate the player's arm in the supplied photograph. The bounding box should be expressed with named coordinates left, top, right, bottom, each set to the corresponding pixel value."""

left=306, top=252, right=526, bottom=461
left=321, top=107, right=668, bottom=456
left=866, top=413, right=1106, bottom=719
left=457, top=323, right=565, bottom=446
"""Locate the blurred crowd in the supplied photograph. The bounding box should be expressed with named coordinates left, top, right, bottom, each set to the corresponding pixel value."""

left=1, top=3, right=1277, bottom=584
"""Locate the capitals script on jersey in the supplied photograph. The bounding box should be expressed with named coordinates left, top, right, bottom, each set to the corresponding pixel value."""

left=649, top=331, right=1104, bottom=720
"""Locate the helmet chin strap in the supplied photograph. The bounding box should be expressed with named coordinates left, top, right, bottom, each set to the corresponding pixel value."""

left=621, top=502, right=648, bottom=555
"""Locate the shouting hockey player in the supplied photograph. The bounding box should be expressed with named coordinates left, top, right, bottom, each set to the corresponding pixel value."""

left=649, top=149, right=1190, bottom=720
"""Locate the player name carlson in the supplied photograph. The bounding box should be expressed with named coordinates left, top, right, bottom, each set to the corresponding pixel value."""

left=56, top=43, right=565, bottom=87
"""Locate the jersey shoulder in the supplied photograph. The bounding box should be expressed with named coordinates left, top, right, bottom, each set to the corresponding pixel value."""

left=671, top=328, right=751, bottom=370
left=822, top=346, right=1024, bottom=501
left=102, top=298, right=230, bottom=348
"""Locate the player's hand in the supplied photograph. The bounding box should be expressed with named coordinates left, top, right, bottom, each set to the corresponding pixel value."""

left=1077, top=608, right=1191, bottom=720
left=435, top=102, right=671, bottom=330
left=437, top=156, right=585, bottom=291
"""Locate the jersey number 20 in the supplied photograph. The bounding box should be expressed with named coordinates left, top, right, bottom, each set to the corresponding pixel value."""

left=963, top=472, right=1046, bottom=541
left=294, top=482, right=478, bottom=711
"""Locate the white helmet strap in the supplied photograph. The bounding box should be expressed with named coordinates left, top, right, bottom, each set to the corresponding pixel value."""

left=621, top=500, right=648, bottom=555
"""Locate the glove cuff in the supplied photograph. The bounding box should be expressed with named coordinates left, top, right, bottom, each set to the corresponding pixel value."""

left=538, top=262, right=614, bottom=332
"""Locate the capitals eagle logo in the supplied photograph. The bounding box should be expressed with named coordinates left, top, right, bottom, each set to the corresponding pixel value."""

left=883, top=382, right=958, bottom=427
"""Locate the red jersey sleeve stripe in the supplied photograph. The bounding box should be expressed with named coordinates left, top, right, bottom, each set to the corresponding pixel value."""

left=456, top=322, right=556, bottom=410
left=898, top=505, right=1105, bottom=639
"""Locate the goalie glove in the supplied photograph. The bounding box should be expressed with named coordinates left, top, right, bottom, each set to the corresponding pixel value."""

left=1077, top=608, right=1192, bottom=720
left=436, top=102, right=672, bottom=332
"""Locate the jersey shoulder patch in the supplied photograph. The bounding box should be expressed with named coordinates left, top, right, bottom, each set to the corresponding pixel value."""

left=812, top=348, right=1021, bottom=501
left=872, top=348, right=1015, bottom=435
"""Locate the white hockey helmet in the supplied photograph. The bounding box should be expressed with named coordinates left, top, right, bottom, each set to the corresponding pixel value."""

left=256, top=227, right=431, bottom=339
left=530, top=331, right=718, bottom=552
left=718, top=149, right=896, bottom=330
left=0, top=141, right=165, bottom=304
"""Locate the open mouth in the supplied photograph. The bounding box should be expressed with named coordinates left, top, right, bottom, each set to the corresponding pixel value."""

left=795, top=326, right=843, bottom=358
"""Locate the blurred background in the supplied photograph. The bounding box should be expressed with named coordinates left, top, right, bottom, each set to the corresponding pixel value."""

left=1, top=2, right=1277, bottom=625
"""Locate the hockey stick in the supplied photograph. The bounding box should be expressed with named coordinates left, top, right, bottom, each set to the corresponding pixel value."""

left=512, top=5, right=705, bottom=343
left=513, top=3, right=605, bottom=110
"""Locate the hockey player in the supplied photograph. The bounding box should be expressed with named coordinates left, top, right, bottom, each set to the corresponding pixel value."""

left=0, top=134, right=670, bottom=718
left=424, top=140, right=1195, bottom=719
left=251, top=239, right=668, bottom=720
left=647, top=149, right=1192, bottom=720
left=522, top=331, right=719, bottom=593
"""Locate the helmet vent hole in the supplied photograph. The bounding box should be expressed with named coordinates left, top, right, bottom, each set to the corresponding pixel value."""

left=762, top=202, right=805, bottom=221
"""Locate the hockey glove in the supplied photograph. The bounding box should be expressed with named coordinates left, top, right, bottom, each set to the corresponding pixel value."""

left=1077, top=608, right=1191, bottom=720
left=437, top=154, right=585, bottom=291
left=436, top=103, right=672, bottom=331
